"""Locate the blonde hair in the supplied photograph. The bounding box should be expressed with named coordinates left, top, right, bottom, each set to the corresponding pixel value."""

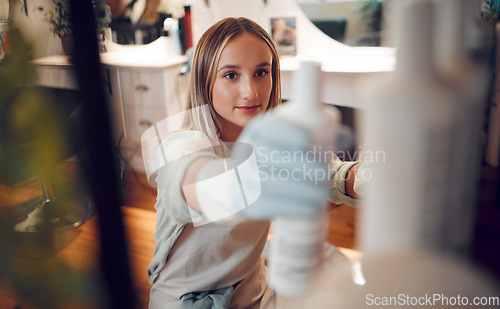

left=184, top=17, right=281, bottom=140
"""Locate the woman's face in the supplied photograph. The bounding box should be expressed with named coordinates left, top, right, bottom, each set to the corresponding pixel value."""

left=212, top=32, right=273, bottom=142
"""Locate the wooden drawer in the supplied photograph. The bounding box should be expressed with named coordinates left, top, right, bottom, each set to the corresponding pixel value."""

left=122, top=103, right=167, bottom=141
left=118, top=69, right=166, bottom=106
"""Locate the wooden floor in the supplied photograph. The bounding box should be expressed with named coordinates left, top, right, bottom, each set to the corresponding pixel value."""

left=2, top=163, right=499, bottom=309
left=0, top=164, right=358, bottom=309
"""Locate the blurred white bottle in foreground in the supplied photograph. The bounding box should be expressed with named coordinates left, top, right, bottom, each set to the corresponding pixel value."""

left=433, top=0, right=490, bottom=257
left=267, top=61, right=339, bottom=298
left=332, top=1, right=499, bottom=308
left=359, top=0, right=455, bottom=255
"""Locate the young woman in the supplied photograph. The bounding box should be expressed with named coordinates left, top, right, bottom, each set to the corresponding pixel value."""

left=147, top=17, right=361, bottom=308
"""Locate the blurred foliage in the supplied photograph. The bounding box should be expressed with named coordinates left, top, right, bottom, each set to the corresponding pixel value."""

left=0, top=23, right=102, bottom=309
left=482, top=0, right=500, bottom=28
left=37, top=0, right=110, bottom=52
left=37, top=0, right=72, bottom=38
left=0, top=30, right=63, bottom=184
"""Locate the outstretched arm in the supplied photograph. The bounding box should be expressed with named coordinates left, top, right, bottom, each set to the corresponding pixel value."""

left=182, top=156, right=214, bottom=213
left=180, top=116, right=332, bottom=223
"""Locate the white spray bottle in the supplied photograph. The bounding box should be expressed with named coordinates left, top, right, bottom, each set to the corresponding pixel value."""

left=267, top=60, right=340, bottom=298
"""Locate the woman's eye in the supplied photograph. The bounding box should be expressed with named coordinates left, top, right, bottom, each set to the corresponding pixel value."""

left=224, top=72, right=237, bottom=80
left=255, top=69, right=269, bottom=77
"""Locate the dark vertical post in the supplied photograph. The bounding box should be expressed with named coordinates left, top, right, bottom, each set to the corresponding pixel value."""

left=67, top=1, right=135, bottom=308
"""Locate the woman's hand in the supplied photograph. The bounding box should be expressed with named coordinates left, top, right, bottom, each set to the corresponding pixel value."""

left=229, top=112, right=331, bottom=220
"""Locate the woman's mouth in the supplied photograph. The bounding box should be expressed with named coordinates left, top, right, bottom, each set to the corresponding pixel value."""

left=235, top=105, right=260, bottom=113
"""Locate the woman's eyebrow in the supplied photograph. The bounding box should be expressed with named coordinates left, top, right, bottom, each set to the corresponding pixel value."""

left=218, top=62, right=271, bottom=72
left=218, top=64, right=240, bottom=72
left=257, top=62, right=271, bottom=68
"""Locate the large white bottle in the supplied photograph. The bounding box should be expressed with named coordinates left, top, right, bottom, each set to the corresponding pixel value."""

left=359, top=0, right=455, bottom=255
left=433, top=0, right=490, bottom=256
left=267, top=60, right=339, bottom=298
left=311, top=2, right=499, bottom=308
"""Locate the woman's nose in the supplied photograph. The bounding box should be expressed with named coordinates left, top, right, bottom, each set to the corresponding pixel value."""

left=240, top=78, right=258, bottom=100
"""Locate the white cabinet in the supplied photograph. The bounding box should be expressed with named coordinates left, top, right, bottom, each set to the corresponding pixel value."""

left=31, top=51, right=188, bottom=171
left=107, top=64, right=187, bottom=140
left=115, top=69, right=169, bottom=141
left=105, top=63, right=187, bottom=171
